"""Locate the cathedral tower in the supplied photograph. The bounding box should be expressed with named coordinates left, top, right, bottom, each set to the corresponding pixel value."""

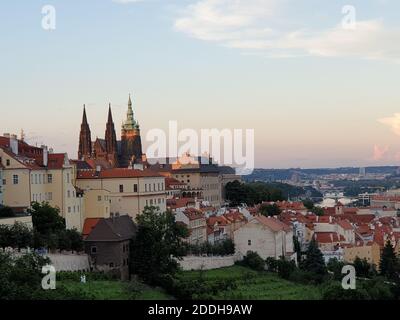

left=78, top=105, right=92, bottom=160
left=105, top=104, right=119, bottom=166
left=120, top=94, right=143, bottom=167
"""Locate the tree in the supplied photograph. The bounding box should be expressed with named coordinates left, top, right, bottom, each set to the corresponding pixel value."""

left=311, top=207, right=324, bottom=217
left=327, top=258, right=345, bottom=281
left=29, top=202, right=65, bottom=235
left=301, top=239, right=327, bottom=278
left=354, top=257, right=376, bottom=278
left=302, top=199, right=314, bottom=210
left=380, top=240, right=400, bottom=281
left=293, top=235, right=302, bottom=263
left=241, top=251, right=265, bottom=271
left=131, top=206, right=189, bottom=284
left=259, top=203, right=281, bottom=217
left=0, top=206, right=15, bottom=218
left=0, top=252, right=50, bottom=300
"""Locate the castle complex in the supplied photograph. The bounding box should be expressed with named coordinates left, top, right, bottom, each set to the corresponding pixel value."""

left=78, top=95, right=144, bottom=168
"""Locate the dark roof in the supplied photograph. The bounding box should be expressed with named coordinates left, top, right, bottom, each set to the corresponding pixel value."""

left=84, top=215, right=137, bottom=242
left=71, top=160, right=93, bottom=170
left=218, top=166, right=236, bottom=174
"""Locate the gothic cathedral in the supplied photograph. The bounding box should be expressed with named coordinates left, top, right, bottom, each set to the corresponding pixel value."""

left=78, top=94, right=144, bottom=168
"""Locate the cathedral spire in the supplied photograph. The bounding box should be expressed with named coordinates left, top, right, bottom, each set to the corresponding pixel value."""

left=107, top=103, right=113, bottom=123
left=105, top=103, right=118, bottom=163
left=78, top=104, right=92, bottom=160
left=82, top=104, right=88, bottom=124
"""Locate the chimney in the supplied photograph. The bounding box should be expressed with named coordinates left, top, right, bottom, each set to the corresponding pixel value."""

left=42, top=145, right=48, bottom=167
left=133, top=163, right=144, bottom=171
left=10, top=134, right=18, bottom=155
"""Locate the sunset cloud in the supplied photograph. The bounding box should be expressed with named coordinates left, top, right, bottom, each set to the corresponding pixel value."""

left=379, top=113, right=400, bottom=136
left=174, top=0, right=400, bottom=62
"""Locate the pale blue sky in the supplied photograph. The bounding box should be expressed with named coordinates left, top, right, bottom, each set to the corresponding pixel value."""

left=1, top=0, right=400, bottom=168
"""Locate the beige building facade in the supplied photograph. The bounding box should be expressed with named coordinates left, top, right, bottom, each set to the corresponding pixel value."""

left=76, top=168, right=167, bottom=220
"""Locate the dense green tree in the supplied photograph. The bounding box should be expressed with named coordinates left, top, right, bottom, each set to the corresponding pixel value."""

left=293, top=236, right=302, bottom=263
left=301, top=239, right=327, bottom=278
left=131, top=206, right=189, bottom=284
left=241, top=251, right=265, bottom=271
left=0, top=206, right=15, bottom=218
left=354, top=257, right=376, bottom=279
left=0, top=252, right=50, bottom=300
left=29, top=202, right=65, bottom=235
left=302, top=199, right=314, bottom=210
left=380, top=240, right=400, bottom=281
left=327, top=258, right=345, bottom=281
left=259, top=203, right=281, bottom=217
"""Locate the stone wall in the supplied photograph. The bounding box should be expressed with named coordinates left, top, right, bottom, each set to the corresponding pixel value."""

left=47, top=253, right=90, bottom=272
left=179, top=255, right=239, bottom=271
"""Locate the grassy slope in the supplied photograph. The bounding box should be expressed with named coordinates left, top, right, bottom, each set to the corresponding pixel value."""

left=56, top=266, right=322, bottom=300
left=178, top=266, right=322, bottom=300
left=57, top=280, right=171, bottom=300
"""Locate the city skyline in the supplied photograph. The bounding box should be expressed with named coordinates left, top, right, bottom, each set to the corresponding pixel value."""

left=1, top=0, right=400, bottom=168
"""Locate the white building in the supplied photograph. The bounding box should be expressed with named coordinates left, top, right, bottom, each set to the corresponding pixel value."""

left=234, top=215, right=294, bottom=260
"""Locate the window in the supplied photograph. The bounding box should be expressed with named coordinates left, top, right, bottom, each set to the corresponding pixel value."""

left=134, top=184, right=138, bottom=193
left=248, top=240, right=252, bottom=246
left=47, top=174, right=53, bottom=183
left=39, top=174, right=42, bottom=184
left=67, top=190, right=71, bottom=198
left=145, top=184, right=147, bottom=192
left=68, top=207, right=71, bottom=213
left=119, top=185, right=124, bottom=193
left=35, top=174, right=38, bottom=184
left=6, top=159, right=10, bottom=166
left=67, top=173, right=70, bottom=183
left=13, top=175, right=18, bottom=185
left=98, top=195, right=102, bottom=201
left=91, top=246, right=97, bottom=254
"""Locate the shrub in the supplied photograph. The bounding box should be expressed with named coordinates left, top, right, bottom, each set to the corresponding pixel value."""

left=241, top=251, right=265, bottom=271
left=265, top=257, right=278, bottom=272
left=277, top=258, right=296, bottom=280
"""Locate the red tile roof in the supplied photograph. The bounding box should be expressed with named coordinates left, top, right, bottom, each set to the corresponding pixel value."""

left=315, top=232, right=345, bottom=243
left=184, top=208, right=205, bottom=221
left=82, top=218, right=101, bottom=238
left=254, top=215, right=292, bottom=232
left=337, top=219, right=353, bottom=230
left=167, top=197, right=195, bottom=210
left=47, top=154, right=66, bottom=169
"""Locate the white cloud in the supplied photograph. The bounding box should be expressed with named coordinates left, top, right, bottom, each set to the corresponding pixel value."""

left=379, top=113, right=400, bottom=135
left=372, top=144, right=389, bottom=161
left=174, top=0, right=400, bottom=62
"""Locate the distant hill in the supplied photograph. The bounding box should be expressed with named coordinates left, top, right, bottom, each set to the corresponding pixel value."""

left=245, top=166, right=399, bottom=182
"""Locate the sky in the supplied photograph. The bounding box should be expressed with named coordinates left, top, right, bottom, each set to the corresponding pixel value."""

left=1, top=0, right=400, bottom=169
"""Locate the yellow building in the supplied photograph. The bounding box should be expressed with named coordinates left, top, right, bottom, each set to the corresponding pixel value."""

left=0, top=135, right=83, bottom=231
left=343, top=242, right=381, bottom=269
left=76, top=168, right=167, bottom=220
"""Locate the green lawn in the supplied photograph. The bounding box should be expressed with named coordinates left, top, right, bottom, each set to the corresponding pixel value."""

left=178, top=266, right=323, bottom=300
left=53, top=266, right=322, bottom=300
left=56, top=280, right=171, bottom=300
